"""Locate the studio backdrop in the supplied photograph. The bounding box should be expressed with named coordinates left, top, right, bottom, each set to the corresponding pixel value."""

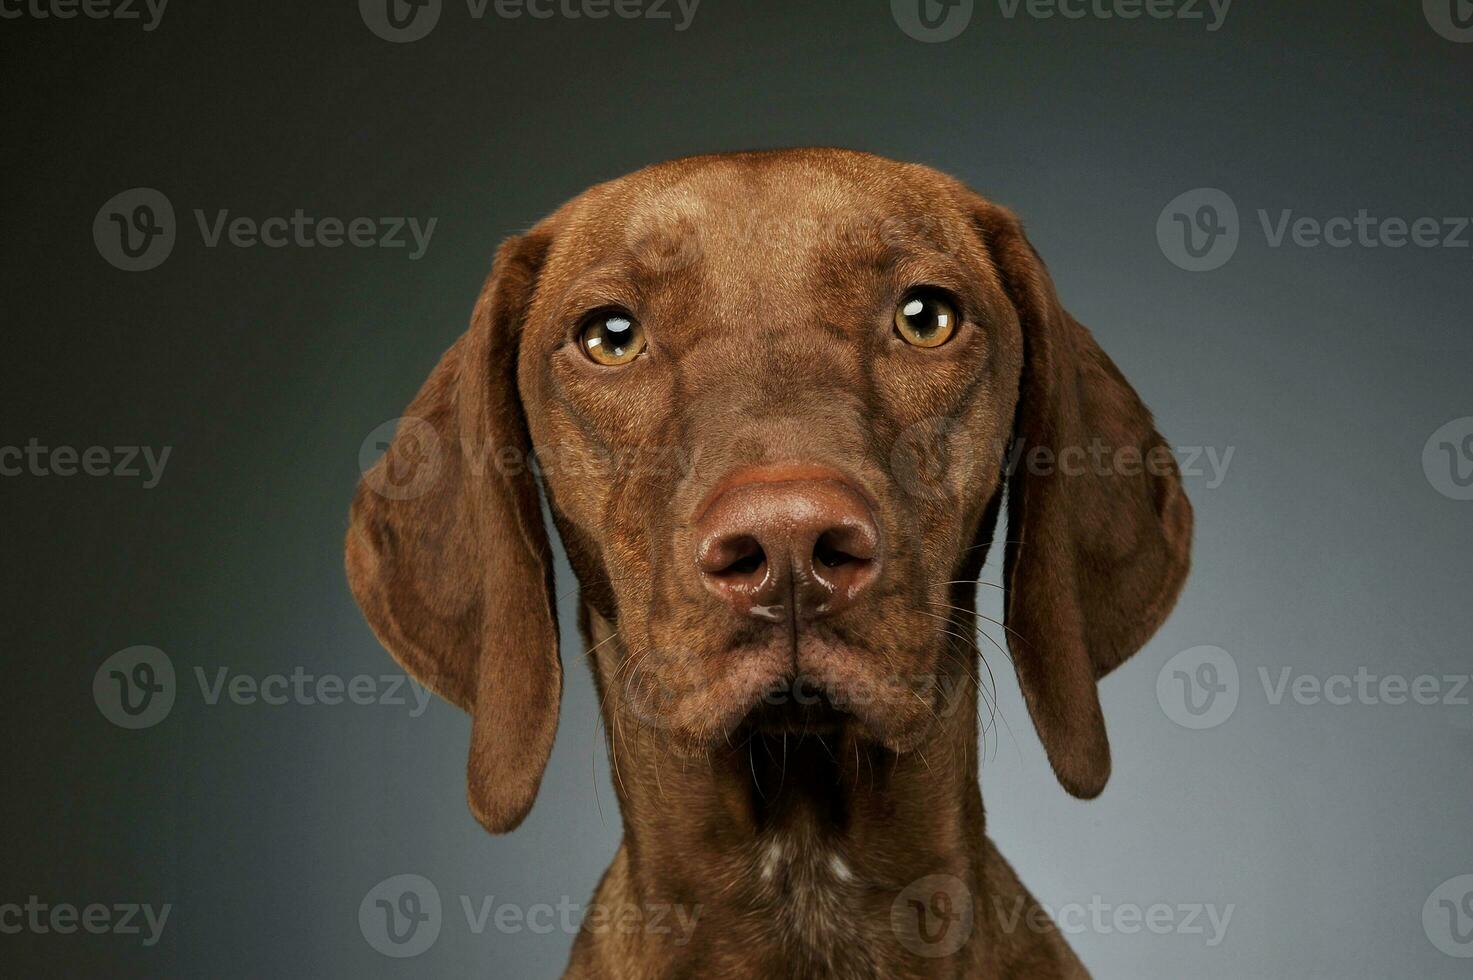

left=3, top=1, right=1471, bottom=977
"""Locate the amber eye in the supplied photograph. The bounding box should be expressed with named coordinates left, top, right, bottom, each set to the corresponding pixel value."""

left=579, top=311, right=646, bottom=366
left=893, top=291, right=958, bottom=348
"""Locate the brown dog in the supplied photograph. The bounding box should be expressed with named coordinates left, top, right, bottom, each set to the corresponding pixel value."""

left=346, top=148, right=1192, bottom=978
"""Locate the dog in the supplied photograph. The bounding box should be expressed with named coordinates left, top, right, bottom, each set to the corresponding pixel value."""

left=346, top=148, right=1193, bottom=978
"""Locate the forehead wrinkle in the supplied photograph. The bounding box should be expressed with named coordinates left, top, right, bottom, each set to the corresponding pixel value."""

left=549, top=154, right=984, bottom=348
left=550, top=265, right=645, bottom=323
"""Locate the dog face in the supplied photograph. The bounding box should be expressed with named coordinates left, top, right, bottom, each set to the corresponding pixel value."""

left=519, top=154, right=1023, bottom=759
left=346, top=149, right=1192, bottom=833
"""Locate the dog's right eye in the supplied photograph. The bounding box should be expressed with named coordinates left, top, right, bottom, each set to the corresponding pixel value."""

left=578, top=312, right=647, bottom=366
left=894, top=290, right=958, bottom=348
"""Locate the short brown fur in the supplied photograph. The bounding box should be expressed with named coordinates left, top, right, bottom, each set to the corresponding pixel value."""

left=347, top=148, right=1192, bottom=978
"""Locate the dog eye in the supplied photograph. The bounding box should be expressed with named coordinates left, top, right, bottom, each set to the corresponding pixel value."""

left=893, top=291, right=958, bottom=348
left=579, top=312, right=646, bottom=366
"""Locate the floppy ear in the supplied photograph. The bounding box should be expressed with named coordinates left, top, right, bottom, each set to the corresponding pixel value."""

left=974, top=200, right=1193, bottom=799
left=345, top=229, right=560, bottom=833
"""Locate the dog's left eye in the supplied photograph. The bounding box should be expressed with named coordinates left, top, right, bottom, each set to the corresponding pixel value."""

left=579, top=311, right=647, bottom=366
left=893, top=290, right=958, bottom=348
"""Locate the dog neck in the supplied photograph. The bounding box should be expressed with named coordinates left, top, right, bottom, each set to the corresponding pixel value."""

left=573, top=605, right=1011, bottom=978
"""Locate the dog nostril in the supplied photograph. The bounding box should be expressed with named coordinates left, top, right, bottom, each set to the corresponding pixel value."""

left=725, top=551, right=765, bottom=576
left=813, top=531, right=861, bottom=569
left=713, top=537, right=766, bottom=578
left=694, top=471, right=882, bottom=620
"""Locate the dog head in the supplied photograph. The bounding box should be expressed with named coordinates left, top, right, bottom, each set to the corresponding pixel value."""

left=346, top=149, right=1192, bottom=832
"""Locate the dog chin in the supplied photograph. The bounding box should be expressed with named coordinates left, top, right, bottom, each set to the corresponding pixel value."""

left=738, top=693, right=851, bottom=737
left=660, top=663, right=943, bottom=759
left=736, top=698, right=936, bottom=758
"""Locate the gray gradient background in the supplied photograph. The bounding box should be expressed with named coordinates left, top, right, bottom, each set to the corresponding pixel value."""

left=3, top=0, right=1471, bottom=976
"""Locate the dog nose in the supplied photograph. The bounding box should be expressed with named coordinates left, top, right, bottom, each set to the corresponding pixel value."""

left=694, top=473, right=881, bottom=622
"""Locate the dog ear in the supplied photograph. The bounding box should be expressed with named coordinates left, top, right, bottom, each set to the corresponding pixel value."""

left=973, top=200, right=1193, bottom=799
left=345, top=229, right=560, bottom=833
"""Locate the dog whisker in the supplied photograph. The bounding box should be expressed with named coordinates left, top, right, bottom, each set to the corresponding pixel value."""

left=923, top=599, right=1029, bottom=651
left=748, top=740, right=764, bottom=801
left=931, top=578, right=1006, bottom=591
left=957, top=537, right=1028, bottom=556
left=586, top=630, right=625, bottom=829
